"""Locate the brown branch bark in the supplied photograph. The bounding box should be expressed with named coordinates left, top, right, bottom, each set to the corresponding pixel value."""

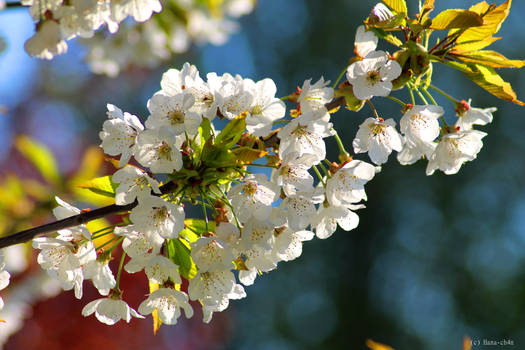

left=0, top=180, right=177, bottom=249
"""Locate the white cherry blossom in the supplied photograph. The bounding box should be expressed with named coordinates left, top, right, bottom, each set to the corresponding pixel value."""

left=83, top=259, right=116, bottom=296
left=228, top=174, right=279, bottom=223
left=145, top=93, right=202, bottom=135
left=397, top=104, right=443, bottom=164
left=82, top=297, right=144, bottom=325
left=297, top=77, right=334, bottom=113
left=99, top=104, right=144, bottom=167
left=353, top=117, right=403, bottom=165
left=112, top=166, right=161, bottom=205
left=272, top=228, right=314, bottom=262
left=455, top=99, right=496, bottom=131
left=354, top=25, right=378, bottom=58
left=277, top=110, right=334, bottom=165
left=24, top=20, right=68, bottom=60
left=315, top=204, right=364, bottom=239
left=138, top=288, right=193, bottom=325
left=115, top=225, right=164, bottom=258
left=134, top=128, right=183, bottom=173
left=191, top=236, right=235, bottom=272
left=125, top=253, right=181, bottom=284
left=188, top=269, right=246, bottom=310
left=346, top=50, right=402, bottom=100
left=426, top=129, right=487, bottom=175
left=271, top=153, right=315, bottom=196
left=245, top=78, right=286, bottom=137
left=110, top=0, right=162, bottom=23
left=326, top=160, right=377, bottom=206
left=129, top=196, right=185, bottom=239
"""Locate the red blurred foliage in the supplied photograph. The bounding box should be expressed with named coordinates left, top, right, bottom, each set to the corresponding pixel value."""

left=4, top=251, right=233, bottom=350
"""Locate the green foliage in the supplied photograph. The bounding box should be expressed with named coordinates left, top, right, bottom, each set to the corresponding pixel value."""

left=15, top=135, right=61, bottom=186
left=76, top=176, right=118, bottom=199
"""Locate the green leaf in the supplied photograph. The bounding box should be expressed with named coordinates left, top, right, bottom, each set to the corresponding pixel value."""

left=166, top=238, right=197, bottom=279
left=453, top=50, right=525, bottom=68
left=77, top=175, right=118, bottom=198
left=430, top=9, right=483, bottom=30
left=231, top=147, right=269, bottom=165
left=197, top=118, right=213, bottom=151
left=214, top=114, right=246, bottom=148
left=444, top=60, right=524, bottom=105
left=15, top=135, right=61, bottom=186
left=452, top=0, right=512, bottom=43
left=382, top=0, right=407, bottom=15
left=182, top=218, right=214, bottom=241
left=452, top=36, right=501, bottom=53
left=368, top=28, right=403, bottom=47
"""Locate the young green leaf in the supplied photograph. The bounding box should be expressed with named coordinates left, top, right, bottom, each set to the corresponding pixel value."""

left=166, top=238, right=197, bottom=279
left=213, top=114, right=246, bottom=148
left=77, top=175, right=118, bottom=198
left=444, top=60, right=524, bottom=105
left=15, top=135, right=61, bottom=186
left=430, top=9, right=483, bottom=30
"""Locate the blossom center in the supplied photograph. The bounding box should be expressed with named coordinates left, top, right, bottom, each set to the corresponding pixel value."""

left=244, top=182, right=258, bottom=196
left=366, top=70, right=381, bottom=84
left=168, top=110, right=185, bottom=125
left=251, top=105, right=263, bottom=115
left=291, top=124, right=308, bottom=137
left=156, top=141, right=173, bottom=161
left=369, top=123, right=386, bottom=135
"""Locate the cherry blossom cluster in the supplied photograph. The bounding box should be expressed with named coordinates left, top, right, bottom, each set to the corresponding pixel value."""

left=0, top=12, right=500, bottom=328
left=20, top=0, right=254, bottom=74
left=346, top=24, right=495, bottom=175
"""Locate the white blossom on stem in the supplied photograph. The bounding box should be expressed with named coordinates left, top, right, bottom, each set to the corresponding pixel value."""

left=297, top=77, right=334, bottom=114
left=145, top=93, right=202, bottom=135
left=99, top=104, right=144, bottom=167
left=129, top=196, right=185, bottom=239
left=112, top=166, right=161, bottom=205
left=326, top=160, right=377, bottom=206
left=134, top=128, right=183, bottom=173
left=346, top=50, right=401, bottom=100
left=191, top=236, right=235, bottom=272
left=455, top=99, right=496, bottom=131
left=138, top=288, right=193, bottom=325
left=426, top=129, right=487, bottom=176
left=245, top=78, right=286, bottom=137
left=353, top=117, right=403, bottom=165
left=354, top=25, right=378, bottom=58
left=82, top=297, right=144, bottom=325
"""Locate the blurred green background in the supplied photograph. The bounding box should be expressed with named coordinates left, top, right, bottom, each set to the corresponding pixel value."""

left=1, top=0, right=525, bottom=349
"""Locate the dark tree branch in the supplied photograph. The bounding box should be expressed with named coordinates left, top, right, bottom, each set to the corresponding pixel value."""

left=5, top=1, right=24, bottom=8
left=0, top=180, right=177, bottom=249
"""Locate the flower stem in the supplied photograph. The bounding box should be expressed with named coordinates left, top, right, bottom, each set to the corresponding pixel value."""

left=422, top=88, right=438, bottom=106
left=199, top=189, right=209, bottom=232
left=385, top=95, right=406, bottom=107
left=408, top=86, right=416, bottom=105
left=332, top=65, right=348, bottom=89
left=332, top=130, right=349, bottom=157
left=429, top=84, right=459, bottom=104
left=366, top=99, right=381, bottom=119
left=312, top=165, right=326, bottom=187
left=411, top=84, right=428, bottom=104
left=114, top=251, right=127, bottom=292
